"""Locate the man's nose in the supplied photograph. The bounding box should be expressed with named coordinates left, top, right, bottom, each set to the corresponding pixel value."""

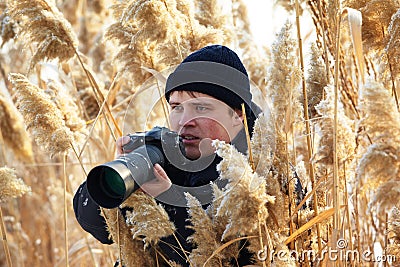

left=178, top=109, right=196, bottom=126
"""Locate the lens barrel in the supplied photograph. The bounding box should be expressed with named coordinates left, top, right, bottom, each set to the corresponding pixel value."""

left=86, top=145, right=165, bottom=208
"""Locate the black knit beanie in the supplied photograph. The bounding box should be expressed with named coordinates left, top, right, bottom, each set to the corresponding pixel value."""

left=165, top=45, right=252, bottom=112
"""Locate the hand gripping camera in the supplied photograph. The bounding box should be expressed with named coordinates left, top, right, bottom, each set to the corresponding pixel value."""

left=86, top=126, right=185, bottom=208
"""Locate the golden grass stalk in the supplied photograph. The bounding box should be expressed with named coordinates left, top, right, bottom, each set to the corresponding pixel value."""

left=250, top=112, right=275, bottom=177
left=0, top=94, right=33, bottom=163
left=7, top=0, right=120, bottom=140
left=0, top=167, right=31, bottom=203
left=0, top=166, right=30, bottom=267
left=186, top=192, right=231, bottom=266
left=386, top=206, right=400, bottom=259
left=62, top=154, right=69, bottom=267
left=285, top=207, right=336, bottom=245
left=0, top=206, right=12, bottom=267
left=8, top=73, right=73, bottom=156
left=105, top=0, right=226, bottom=85
left=102, top=207, right=155, bottom=267
left=332, top=4, right=343, bottom=237
left=213, top=140, right=274, bottom=240
left=295, top=0, right=322, bottom=252
left=343, top=8, right=364, bottom=84
left=385, top=8, right=400, bottom=109
left=306, top=44, right=329, bottom=118
left=105, top=0, right=186, bottom=84
left=357, top=80, right=400, bottom=212
left=314, top=85, right=356, bottom=183
left=266, top=21, right=302, bottom=239
left=344, top=0, right=399, bottom=52
left=122, top=191, right=176, bottom=249
left=45, top=79, right=88, bottom=143
left=176, top=0, right=225, bottom=50
left=6, top=0, right=79, bottom=71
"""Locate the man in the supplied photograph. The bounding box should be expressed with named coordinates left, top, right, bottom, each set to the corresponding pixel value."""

left=73, top=45, right=261, bottom=266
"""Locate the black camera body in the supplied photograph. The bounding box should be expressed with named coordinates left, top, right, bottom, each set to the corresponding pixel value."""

left=86, top=126, right=185, bottom=209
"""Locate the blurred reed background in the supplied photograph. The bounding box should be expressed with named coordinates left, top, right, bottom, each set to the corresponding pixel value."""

left=0, top=0, right=399, bottom=266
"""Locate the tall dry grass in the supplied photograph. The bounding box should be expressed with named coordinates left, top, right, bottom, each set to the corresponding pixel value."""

left=0, top=0, right=399, bottom=266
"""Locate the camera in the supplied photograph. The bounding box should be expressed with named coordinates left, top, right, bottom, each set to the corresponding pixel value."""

left=86, top=126, right=185, bottom=208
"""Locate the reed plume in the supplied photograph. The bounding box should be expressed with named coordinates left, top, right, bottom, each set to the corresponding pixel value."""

left=8, top=73, right=73, bottom=155
left=177, top=0, right=226, bottom=50
left=0, top=93, right=33, bottom=163
left=7, top=0, right=79, bottom=71
left=102, top=207, right=155, bottom=267
left=267, top=20, right=302, bottom=160
left=312, top=85, right=355, bottom=209
left=387, top=206, right=400, bottom=259
left=275, top=0, right=306, bottom=14
left=0, top=167, right=30, bottom=202
left=122, top=191, right=175, bottom=248
left=186, top=192, right=239, bottom=266
left=357, top=80, right=400, bottom=212
left=45, top=79, right=87, bottom=143
left=306, top=43, right=328, bottom=118
left=385, top=9, right=400, bottom=81
left=194, top=0, right=234, bottom=44
left=266, top=21, right=302, bottom=231
left=250, top=112, right=275, bottom=176
left=104, top=0, right=186, bottom=84
left=345, top=0, right=399, bottom=52
left=213, top=140, right=274, bottom=240
left=105, top=0, right=227, bottom=84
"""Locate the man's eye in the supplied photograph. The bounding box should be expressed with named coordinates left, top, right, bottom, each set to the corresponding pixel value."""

left=171, top=105, right=183, bottom=111
left=196, top=106, right=208, bottom=111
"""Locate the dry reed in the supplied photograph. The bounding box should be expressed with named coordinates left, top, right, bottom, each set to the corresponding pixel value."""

left=8, top=73, right=73, bottom=155
left=314, top=85, right=356, bottom=188
left=1, top=0, right=400, bottom=266
left=102, top=206, right=155, bottom=267
left=385, top=9, right=400, bottom=82
left=265, top=21, right=302, bottom=238
left=357, top=80, right=400, bottom=212
left=0, top=167, right=30, bottom=202
left=344, top=0, right=399, bottom=52
left=387, top=206, right=400, bottom=259
left=186, top=192, right=238, bottom=266
left=122, top=191, right=175, bottom=248
left=0, top=93, right=33, bottom=163
left=306, top=43, right=329, bottom=118
left=7, top=0, right=79, bottom=72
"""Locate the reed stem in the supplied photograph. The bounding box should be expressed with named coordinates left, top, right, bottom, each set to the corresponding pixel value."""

left=295, top=0, right=322, bottom=252
left=74, top=50, right=121, bottom=139
left=63, top=153, right=70, bottom=267
left=332, top=11, right=343, bottom=254
left=0, top=206, right=12, bottom=267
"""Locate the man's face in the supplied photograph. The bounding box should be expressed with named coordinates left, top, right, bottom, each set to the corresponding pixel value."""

left=168, top=91, right=243, bottom=159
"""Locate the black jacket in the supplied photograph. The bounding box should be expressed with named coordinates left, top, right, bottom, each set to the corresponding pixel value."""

left=73, top=104, right=262, bottom=266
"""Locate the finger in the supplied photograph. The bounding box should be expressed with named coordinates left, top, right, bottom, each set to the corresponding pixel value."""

left=153, top=163, right=169, bottom=181
left=116, top=136, right=131, bottom=156
left=121, top=135, right=131, bottom=145
left=141, top=168, right=172, bottom=197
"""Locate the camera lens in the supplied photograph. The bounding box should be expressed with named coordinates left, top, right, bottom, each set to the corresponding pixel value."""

left=99, top=168, right=125, bottom=199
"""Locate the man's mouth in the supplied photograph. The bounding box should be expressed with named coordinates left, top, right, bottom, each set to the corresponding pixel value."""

left=180, top=134, right=200, bottom=143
